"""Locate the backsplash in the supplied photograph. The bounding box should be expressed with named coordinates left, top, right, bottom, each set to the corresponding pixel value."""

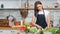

left=21, top=0, right=58, bottom=8
left=0, top=0, right=21, bottom=8
left=0, top=10, right=21, bottom=21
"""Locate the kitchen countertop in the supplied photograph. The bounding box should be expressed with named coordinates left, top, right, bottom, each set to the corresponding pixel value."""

left=0, top=26, right=20, bottom=30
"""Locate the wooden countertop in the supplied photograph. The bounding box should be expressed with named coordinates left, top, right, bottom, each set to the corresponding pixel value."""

left=0, top=26, right=20, bottom=30
left=20, top=7, right=60, bottom=10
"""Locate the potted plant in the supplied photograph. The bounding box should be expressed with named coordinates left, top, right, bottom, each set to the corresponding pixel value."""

left=6, top=15, right=16, bottom=26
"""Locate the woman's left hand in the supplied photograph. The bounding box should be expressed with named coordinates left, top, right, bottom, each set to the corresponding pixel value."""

left=45, top=26, right=50, bottom=30
left=45, top=24, right=51, bottom=30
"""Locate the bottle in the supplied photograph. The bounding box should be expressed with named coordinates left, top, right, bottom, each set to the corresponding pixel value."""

left=25, top=3, right=28, bottom=8
left=1, top=4, right=4, bottom=8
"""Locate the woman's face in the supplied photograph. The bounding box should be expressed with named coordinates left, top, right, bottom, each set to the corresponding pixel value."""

left=37, top=4, right=43, bottom=11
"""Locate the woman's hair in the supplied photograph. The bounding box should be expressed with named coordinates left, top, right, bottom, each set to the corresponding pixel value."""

left=34, top=1, right=43, bottom=17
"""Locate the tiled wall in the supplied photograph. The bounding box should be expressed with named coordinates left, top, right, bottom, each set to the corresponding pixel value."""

left=49, top=10, right=60, bottom=27
left=0, top=10, right=21, bottom=21
left=0, top=0, right=60, bottom=27
left=21, top=0, right=57, bottom=8
left=0, top=0, right=21, bottom=8
left=0, top=0, right=21, bottom=21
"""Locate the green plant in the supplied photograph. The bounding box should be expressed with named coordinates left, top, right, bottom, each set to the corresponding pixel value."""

left=39, top=30, right=44, bottom=34
left=56, top=27, right=60, bottom=34
left=29, top=27, right=37, bottom=33
left=49, top=28, right=57, bottom=34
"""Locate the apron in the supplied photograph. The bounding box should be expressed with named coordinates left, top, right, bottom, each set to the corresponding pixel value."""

left=36, top=11, right=47, bottom=29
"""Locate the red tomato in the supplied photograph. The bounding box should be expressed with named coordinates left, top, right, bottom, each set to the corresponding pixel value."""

left=30, top=25, right=33, bottom=28
left=15, top=24, right=19, bottom=26
left=14, top=21, right=20, bottom=26
left=20, top=26, right=26, bottom=31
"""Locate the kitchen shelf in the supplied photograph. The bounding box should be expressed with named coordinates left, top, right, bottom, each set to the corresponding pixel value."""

left=0, top=8, right=20, bottom=10
left=0, top=8, right=60, bottom=10
left=20, top=7, right=60, bottom=10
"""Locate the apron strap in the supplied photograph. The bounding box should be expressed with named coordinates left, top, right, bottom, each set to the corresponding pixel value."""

left=43, top=10, right=47, bottom=22
left=43, top=10, right=45, bottom=15
left=43, top=10, right=46, bottom=18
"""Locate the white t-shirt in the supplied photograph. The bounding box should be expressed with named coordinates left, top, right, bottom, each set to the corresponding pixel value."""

left=38, top=10, right=49, bottom=16
left=38, top=10, right=50, bottom=22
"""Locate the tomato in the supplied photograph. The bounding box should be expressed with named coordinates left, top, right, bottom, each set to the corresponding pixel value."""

left=14, top=21, right=20, bottom=26
left=30, top=25, right=34, bottom=28
left=20, top=26, right=26, bottom=31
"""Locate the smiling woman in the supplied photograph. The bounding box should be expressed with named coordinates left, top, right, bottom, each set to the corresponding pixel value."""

left=32, top=1, right=51, bottom=29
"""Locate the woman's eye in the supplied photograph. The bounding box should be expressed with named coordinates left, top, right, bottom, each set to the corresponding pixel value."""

left=37, top=6, right=41, bottom=8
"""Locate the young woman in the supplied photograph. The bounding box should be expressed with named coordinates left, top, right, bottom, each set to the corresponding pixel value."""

left=32, top=1, right=51, bottom=29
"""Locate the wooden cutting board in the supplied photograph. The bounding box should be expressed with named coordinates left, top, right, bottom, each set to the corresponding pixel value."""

left=0, top=19, right=9, bottom=27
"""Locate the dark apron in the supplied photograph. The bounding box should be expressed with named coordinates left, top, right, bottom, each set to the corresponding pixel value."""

left=36, top=11, right=47, bottom=29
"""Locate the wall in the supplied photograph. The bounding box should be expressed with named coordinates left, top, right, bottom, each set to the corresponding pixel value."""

left=0, top=0, right=21, bottom=21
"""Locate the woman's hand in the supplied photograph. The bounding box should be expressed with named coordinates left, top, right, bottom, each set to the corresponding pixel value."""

left=35, top=24, right=42, bottom=29
left=45, top=26, right=49, bottom=30
left=45, top=25, right=51, bottom=30
left=32, top=23, right=42, bottom=29
left=37, top=25, right=42, bottom=29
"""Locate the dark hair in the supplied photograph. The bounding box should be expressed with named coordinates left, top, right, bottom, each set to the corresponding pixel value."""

left=34, top=1, right=43, bottom=17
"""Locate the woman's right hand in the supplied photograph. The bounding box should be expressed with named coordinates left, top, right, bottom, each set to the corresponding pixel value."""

left=35, top=24, right=42, bottom=29
left=32, top=23, right=42, bottom=29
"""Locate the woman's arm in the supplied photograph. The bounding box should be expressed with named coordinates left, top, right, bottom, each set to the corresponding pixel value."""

left=46, top=14, right=51, bottom=29
left=31, top=16, right=42, bottom=29
left=31, top=16, right=36, bottom=25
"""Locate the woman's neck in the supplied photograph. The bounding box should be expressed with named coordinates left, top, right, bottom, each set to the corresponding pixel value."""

left=39, top=9, right=43, bottom=12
